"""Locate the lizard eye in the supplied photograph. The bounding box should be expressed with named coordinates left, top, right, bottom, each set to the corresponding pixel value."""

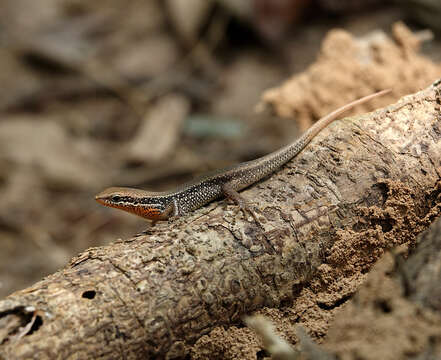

left=111, top=195, right=122, bottom=202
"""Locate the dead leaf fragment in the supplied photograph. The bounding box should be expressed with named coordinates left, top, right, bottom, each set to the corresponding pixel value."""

left=127, top=94, right=190, bottom=163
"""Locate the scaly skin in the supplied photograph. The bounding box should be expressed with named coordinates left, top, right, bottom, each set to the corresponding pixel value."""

left=95, top=89, right=390, bottom=223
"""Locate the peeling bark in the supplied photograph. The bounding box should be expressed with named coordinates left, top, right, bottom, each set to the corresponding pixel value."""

left=1, top=81, right=441, bottom=359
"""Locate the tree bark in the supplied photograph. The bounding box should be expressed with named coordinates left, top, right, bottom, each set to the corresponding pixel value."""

left=1, top=81, right=441, bottom=359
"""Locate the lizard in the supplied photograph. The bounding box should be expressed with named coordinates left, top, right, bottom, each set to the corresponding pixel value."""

left=95, top=89, right=390, bottom=224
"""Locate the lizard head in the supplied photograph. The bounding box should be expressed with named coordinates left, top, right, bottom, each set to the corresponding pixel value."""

left=95, top=187, right=172, bottom=221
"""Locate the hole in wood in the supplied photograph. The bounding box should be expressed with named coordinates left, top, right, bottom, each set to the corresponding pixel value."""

left=82, top=290, right=96, bottom=299
left=27, top=315, right=43, bottom=335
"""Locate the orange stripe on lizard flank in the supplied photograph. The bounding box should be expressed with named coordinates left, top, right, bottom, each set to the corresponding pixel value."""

left=109, top=203, right=163, bottom=220
left=134, top=206, right=163, bottom=220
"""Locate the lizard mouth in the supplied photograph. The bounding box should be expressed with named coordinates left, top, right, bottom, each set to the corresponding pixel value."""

left=95, top=196, right=106, bottom=205
left=94, top=191, right=108, bottom=204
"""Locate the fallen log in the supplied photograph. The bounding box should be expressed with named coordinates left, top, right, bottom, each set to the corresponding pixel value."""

left=1, top=81, right=440, bottom=359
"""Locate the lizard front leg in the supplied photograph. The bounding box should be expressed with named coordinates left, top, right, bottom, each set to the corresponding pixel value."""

left=150, top=200, right=179, bottom=226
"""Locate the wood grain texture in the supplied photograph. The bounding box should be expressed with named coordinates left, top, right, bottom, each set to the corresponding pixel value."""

left=1, top=82, right=441, bottom=359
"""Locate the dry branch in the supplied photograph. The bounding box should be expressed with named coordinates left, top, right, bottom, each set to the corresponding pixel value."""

left=1, top=81, right=441, bottom=359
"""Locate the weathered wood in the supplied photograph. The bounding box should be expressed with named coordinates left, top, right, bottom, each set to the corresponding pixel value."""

left=1, top=81, right=440, bottom=359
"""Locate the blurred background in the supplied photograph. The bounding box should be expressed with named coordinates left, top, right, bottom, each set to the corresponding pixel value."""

left=0, top=0, right=440, bottom=298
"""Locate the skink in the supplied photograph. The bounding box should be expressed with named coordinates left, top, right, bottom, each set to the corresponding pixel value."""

left=96, top=89, right=390, bottom=224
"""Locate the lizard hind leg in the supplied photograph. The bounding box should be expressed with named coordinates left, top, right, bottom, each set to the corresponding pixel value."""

left=222, top=183, right=260, bottom=223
